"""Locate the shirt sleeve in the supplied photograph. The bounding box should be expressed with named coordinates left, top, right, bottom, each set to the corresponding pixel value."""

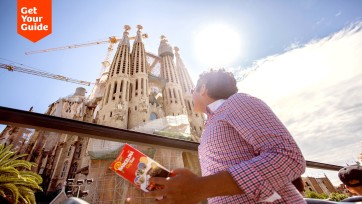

left=226, top=94, right=306, bottom=202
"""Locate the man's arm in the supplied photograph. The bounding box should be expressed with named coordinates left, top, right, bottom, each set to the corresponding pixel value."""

left=148, top=168, right=243, bottom=204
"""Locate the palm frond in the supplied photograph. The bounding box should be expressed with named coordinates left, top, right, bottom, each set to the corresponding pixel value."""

left=19, top=171, right=43, bottom=184
left=0, top=183, right=19, bottom=204
left=0, top=144, right=14, bottom=156
left=0, top=176, right=24, bottom=184
left=0, top=143, right=11, bottom=153
left=0, top=153, right=28, bottom=167
left=0, top=166, right=20, bottom=177
left=14, top=180, right=43, bottom=191
left=0, top=151, right=16, bottom=165
left=4, top=160, right=34, bottom=170
left=18, top=193, right=29, bottom=204
left=18, top=186, right=36, bottom=204
left=0, top=143, right=5, bottom=152
left=0, top=143, right=43, bottom=203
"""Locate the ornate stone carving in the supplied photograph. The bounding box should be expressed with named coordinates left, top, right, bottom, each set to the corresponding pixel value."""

left=139, top=96, right=148, bottom=113
left=70, top=102, right=77, bottom=114
left=182, top=106, right=187, bottom=115
left=63, top=101, right=71, bottom=113
left=93, top=101, right=102, bottom=120
left=113, top=101, right=126, bottom=121
left=74, top=103, right=83, bottom=117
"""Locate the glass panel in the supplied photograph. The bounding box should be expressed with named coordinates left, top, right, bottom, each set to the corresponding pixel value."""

left=0, top=102, right=358, bottom=203
left=0, top=122, right=198, bottom=203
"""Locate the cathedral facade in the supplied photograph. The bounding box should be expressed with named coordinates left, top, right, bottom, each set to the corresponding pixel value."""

left=1, top=25, right=205, bottom=203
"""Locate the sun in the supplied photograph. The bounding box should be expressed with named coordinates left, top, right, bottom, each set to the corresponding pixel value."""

left=194, top=24, right=242, bottom=68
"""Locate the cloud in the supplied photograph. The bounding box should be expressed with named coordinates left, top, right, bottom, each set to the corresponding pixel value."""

left=276, top=76, right=362, bottom=161
left=284, top=41, right=301, bottom=51
left=335, top=11, right=342, bottom=17
left=238, top=22, right=362, bottom=185
left=316, top=18, right=325, bottom=25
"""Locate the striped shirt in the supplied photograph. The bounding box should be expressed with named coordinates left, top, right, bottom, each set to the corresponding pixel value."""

left=199, top=93, right=306, bottom=203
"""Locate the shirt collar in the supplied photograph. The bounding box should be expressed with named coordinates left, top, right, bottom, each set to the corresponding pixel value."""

left=207, top=99, right=226, bottom=113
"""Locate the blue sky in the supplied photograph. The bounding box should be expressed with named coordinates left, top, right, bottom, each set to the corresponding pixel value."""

left=0, top=0, right=360, bottom=111
left=1, top=0, right=362, bottom=185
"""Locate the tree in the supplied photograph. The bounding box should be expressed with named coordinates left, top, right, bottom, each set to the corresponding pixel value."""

left=328, top=192, right=349, bottom=202
left=305, top=190, right=328, bottom=199
left=0, top=143, right=43, bottom=204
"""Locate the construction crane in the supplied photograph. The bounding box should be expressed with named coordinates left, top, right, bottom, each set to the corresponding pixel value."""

left=24, top=25, right=161, bottom=77
left=24, top=25, right=150, bottom=74
left=23, top=25, right=255, bottom=82
left=24, top=34, right=148, bottom=55
left=0, top=62, right=92, bottom=86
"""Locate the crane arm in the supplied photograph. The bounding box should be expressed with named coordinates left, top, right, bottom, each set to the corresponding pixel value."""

left=25, top=34, right=148, bottom=55
left=25, top=38, right=117, bottom=55
left=0, top=63, right=92, bottom=86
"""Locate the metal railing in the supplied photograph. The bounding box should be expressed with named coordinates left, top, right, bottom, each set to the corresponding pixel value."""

left=0, top=106, right=343, bottom=171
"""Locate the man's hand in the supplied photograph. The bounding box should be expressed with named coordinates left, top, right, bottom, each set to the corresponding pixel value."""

left=147, top=168, right=205, bottom=204
left=147, top=169, right=243, bottom=203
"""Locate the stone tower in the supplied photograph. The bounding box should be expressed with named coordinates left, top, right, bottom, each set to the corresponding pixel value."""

left=174, top=47, right=205, bottom=140
left=128, top=25, right=149, bottom=129
left=159, top=35, right=187, bottom=116
left=98, top=25, right=131, bottom=129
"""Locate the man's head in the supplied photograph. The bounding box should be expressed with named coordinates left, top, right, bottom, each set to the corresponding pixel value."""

left=192, top=69, right=238, bottom=113
left=338, top=164, right=362, bottom=195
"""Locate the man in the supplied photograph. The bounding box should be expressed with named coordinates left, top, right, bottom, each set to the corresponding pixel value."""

left=338, top=164, right=362, bottom=196
left=149, top=69, right=306, bottom=203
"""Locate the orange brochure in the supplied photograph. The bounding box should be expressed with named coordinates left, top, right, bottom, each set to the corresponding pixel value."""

left=110, top=144, right=170, bottom=192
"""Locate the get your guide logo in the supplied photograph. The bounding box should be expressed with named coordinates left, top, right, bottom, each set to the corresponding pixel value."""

left=17, top=0, right=52, bottom=42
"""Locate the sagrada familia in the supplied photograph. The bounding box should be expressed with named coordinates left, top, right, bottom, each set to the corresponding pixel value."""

left=0, top=25, right=205, bottom=203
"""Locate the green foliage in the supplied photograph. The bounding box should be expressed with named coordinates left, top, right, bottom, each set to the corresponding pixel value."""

left=305, top=190, right=349, bottom=202
left=305, top=190, right=328, bottom=199
left=0, top=143, right=43, bottom=204
left=328, top=192, right=349, bottom=202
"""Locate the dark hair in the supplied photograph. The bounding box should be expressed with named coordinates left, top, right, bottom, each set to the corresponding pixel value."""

left=338, top=164, right=362, bottom=187
left=196, top=69, right=238, bottom=100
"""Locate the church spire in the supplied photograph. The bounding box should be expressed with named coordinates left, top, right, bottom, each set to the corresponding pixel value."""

left=158, top=36, right=186, bottom=116
left=98, top=25, right=132, bottom=129
left=130, top=25, right=147, bottom=75
left=135, top=25, right=143, bottom=43
left=121, top=25, right=131, bottom=47
left=158, top=35, right=178, bottom=84
left=128, top=25, right=148, bottom=128
left=109, top=25, right=131, bottom=78
left=158, top=35, right=174, bottom=58
left=174, top=46, right=204, bottom=139
left=174, top=46, right=194, bottom=93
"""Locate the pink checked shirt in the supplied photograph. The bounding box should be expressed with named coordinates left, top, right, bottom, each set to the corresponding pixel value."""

left=198, top=93, right=306, bottom=203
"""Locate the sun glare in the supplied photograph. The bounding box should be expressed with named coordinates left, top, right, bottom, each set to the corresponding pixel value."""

left=194, top=24, right=242, bottom=68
